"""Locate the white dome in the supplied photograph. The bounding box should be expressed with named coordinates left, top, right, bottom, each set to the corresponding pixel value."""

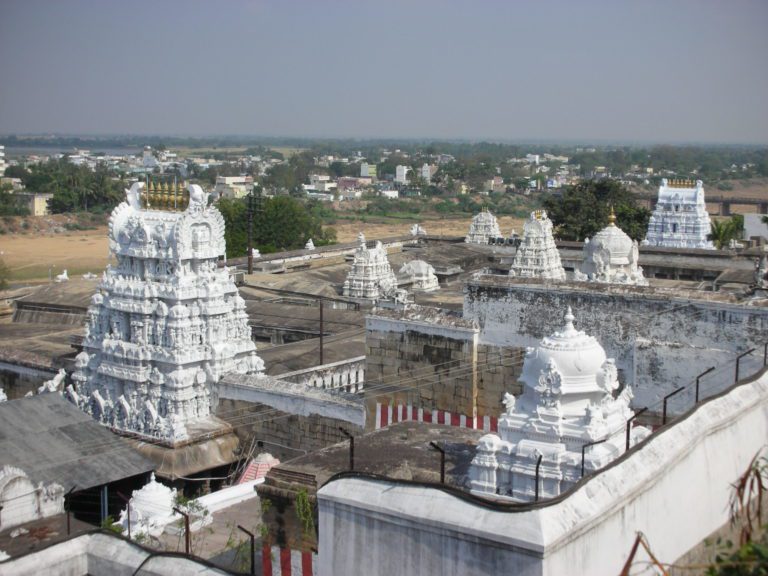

left=519, top=307, right=612, bottom=396
left=130, top=473, right=176, bottom=520
left=587, top=213, right=633, bottom=266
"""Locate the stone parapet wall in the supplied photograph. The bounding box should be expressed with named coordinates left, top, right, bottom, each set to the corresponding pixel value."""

left=464, top=276, right=768, bottom=409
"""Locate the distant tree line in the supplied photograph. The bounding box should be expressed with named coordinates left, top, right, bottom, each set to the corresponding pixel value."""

left=216, top=195, right=337, bottom=258
left=543, top=180, right=651, bottom=241
left=5, top=159, right=125, bottom=213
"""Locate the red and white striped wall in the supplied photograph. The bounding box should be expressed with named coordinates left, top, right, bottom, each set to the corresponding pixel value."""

left=261, top=546, right=317, bottom=576
left=374, top=403, right=498, bottom=433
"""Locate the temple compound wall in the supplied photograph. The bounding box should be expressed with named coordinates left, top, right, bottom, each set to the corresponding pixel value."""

left=317, top=370, right=768, bottom=576
left=464, top=276, right=768, bottom=411
left=364, top=307, right=525, bottom=431
left=217, top=373, right=365, bottom=462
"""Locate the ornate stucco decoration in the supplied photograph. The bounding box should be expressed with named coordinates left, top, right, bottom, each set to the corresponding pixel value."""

left=68, top=182, right=264, bottom=443
left=342, top=232, right=399, bottom=300
left=575, top=209, right=648, bottom=285
left=469, top=307, right=649, bottom=502
left=644, top=179, right=714, bottom=249
left=465, top=208, right=502, bottom=244
left=509, top=210, right=566, bottom=280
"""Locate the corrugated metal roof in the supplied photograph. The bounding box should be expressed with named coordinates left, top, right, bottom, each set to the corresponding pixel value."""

left=0, top=394, right=154, bottom=491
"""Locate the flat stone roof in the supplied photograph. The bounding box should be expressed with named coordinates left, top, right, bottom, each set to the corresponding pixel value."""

left=265, top=421, right=484, bottom=492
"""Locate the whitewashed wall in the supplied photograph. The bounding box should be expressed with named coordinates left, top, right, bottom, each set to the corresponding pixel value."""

left=317, top=371, right=768, bottom=576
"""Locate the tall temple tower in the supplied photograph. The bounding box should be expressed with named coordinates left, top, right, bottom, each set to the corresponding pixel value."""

left=68, top=181, right=263, bottom=442
left=465, top=208, right=501, bottom=244
left=342, top=233, right=398, bottom=300
left=508, top=210, right=566, bottom=280
left=644, top=179, right=714, bottom=249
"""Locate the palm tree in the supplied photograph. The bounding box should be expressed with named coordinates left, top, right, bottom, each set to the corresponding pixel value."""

left=709, top=219, right=738, bottom=249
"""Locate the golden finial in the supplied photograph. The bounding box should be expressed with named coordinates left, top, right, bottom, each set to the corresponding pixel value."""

left=608, top=205, right=616, bottom=225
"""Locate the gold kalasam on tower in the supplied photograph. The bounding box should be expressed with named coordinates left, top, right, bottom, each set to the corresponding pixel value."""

left=141, top=180, right=190, bottom=211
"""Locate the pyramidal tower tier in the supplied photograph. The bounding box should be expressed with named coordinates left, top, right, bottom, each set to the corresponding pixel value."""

left=644, top=179, right=714, bottom=249
left=68, top=181, right=264, bottom=443
left=342, top=232, right=398, bottom=300
left=509, top=210, right=566, bottom=280
left=465, top=208, right=501, bottom=244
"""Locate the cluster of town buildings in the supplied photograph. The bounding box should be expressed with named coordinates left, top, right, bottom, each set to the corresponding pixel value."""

left=0, top=151, right=767, bottom=574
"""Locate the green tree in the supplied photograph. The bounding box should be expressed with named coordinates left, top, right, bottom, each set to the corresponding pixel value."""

left=709, top=215, right=744, bottom=249
left=217, top=196, right=336, bottom=258
left=0, top=183, right=30, bottom=216
left=542, top=179, right=651, bottom=241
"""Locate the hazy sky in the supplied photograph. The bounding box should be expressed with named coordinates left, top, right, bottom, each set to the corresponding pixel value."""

left=1, top=0, right=766, bottom=143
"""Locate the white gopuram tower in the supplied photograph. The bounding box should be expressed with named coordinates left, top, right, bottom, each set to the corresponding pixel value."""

left=575, top=208, right=648, bottom=286
left=509, top=210, right=566, bottom=280
left=644, top=179, right=714, bottom=249
left=469, top=308, right=649, bottom=502
left=465, top=208, right=502, bottom=244
left=69, top=181, right=264, bottom=442
left=342, top=233, right=398, bottom=299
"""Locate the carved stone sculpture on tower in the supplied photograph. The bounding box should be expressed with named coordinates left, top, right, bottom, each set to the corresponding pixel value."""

left=509, top=210, right=566, bottom=280
left=342, top=232, right=398, bottom=299
left=469, top=308, right=649, bottom=502
left=465, top=208, right=501, bottom=244
left=644, top=179, right=714, bottom=249
left=575, top=209, right=648, bottom=286
left=68, top=182, right=264, bottom=443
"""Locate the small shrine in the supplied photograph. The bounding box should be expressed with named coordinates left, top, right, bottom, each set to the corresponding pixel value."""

left=574, top=209, right=648, bottom=285
left=398, top=260, right=439, bottom=292
left=465, top=208, right=501, bottom=244
left=118, top=473, right=178, bottom=537
left=508, top=210, right=566, bottom=280
left=644, top=179, right=714, bottom=249
left=305, top=238, right=315, bottom=251
left=469, top=308, right=649, bottom=502
left=342, top=233, right=398, bottom=299
left=68, top=181, right=264, bottom=443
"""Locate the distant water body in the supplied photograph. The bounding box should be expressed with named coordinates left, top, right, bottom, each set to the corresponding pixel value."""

left=3, top=146, right=142, bottom=158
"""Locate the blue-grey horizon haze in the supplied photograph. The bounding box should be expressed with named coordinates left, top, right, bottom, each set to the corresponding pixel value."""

left=0, top=0, right=766, bottom=144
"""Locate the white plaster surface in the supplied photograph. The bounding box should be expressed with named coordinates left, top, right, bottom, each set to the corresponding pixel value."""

left=644, top=179, right=714, bottom=249
left=318, top=371, right=768, bottom=576
left=1, top=532, right=232, bottom=575
left=69, top=183, right=263, bottom=442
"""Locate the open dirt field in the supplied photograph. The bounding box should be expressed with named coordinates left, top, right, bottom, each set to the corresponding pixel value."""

left=1, top=215, right=524, bottom=284
left=2, top=228, right=109, bottom=283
